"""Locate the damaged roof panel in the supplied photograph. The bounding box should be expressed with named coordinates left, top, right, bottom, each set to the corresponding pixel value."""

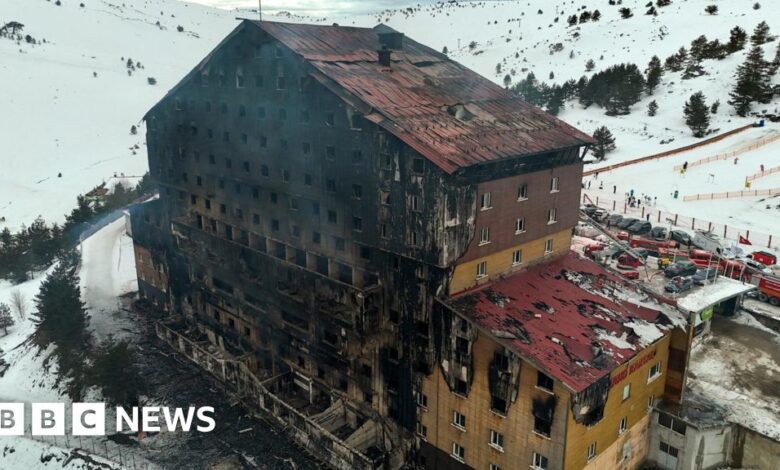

left=448, top=251, right=685, bottom=393
left=251, top=20, right=593, bottom=174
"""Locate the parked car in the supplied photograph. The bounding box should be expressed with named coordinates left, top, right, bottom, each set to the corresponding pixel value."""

left=665, top=260, right=698, bottom=278
left=692, top=268, right=718, bottom=285
left=748, top=251, right=777, bottom=266
left=592, top=209, right=609, bottom=222
left=627, top=221, right=652, bottom=235
left=617, top=218, right=639, bottom=230
left=665, top=276, right=694, bottom=293
left=606, top=214, right=623, bottom=227
left=649, top=226, right=668, bottom=240
left=670, top=230, right=692, bottom=247
left=582, top=204, right=599, bottom=216
left=744, top=259, right=773, bottom=274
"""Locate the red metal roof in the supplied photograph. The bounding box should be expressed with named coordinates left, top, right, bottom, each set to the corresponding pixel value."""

left=448, top=251, right=678, bottom=393
left=253, top=21, right=593, bottom=174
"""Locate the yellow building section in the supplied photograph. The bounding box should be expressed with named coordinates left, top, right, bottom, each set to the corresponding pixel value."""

left=449, top=228, right=572, bottom=295
left=419, top=331, right=570, bottom=470
left=565, top=334, right=672, bottom=470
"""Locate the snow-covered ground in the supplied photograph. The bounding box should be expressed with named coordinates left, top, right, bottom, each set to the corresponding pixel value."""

left=687, top=311, right=780, bottom=440
left=583, top=126, right=780, bottom=238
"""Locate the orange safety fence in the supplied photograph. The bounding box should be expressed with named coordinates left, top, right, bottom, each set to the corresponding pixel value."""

left=582, top=124, right=753, bottom=177
left=682, top=187, right=780, bottom=201
left=583, top=194, right=779, bottom=249
left=746, top=165, right=780, bottom=182
left=672, top=132, right=780, bottom=171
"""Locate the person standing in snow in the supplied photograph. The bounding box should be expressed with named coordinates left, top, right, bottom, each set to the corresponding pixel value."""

left=683, top=161, right=688, bottom=171
left=613, top=185, right=617, bottom=194
left=734, top=157, right=739, bottom=165
left=599, top=181, right=603, bottom=190
left=587, top=181, right=591, bottom=189
left=761, top=164, right=765, bottom=172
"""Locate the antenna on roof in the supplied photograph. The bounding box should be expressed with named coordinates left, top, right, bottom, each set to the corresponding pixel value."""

left=258, top=0, right=262, bottom=21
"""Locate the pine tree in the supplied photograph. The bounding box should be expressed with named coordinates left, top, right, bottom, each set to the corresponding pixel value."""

left=705, top=5, right=718, bottom=15
left=729, top=45, right=773, bottom=116
left=751, top=21, right=772, bottom=46
left=648, top=100, right=659, bottom=116
left=585, top=59, right=596, bottom=71
left=32, top=250, right=90, bottom=398
left=684, top=92, right=710, bottom=137
left=591, top=126, right=616, bottom=160
left=619, top=7, right=633, bottom=19
left=726, top=26, right=748, bottom=54
left=0, top=303, right=14, bottom=335
left=665, top=47, right=688, bottom=72
left=682, top=57, right=705, bottom=79
left=592, top=10, right=601, bottom=21
left=546, top=85, right=565, bottom=116
left=88, top=340, right=147, bottom=407
left=511, top=72, right=547, bottom=106
left=710, top=100, right=720, bottom=114
left=645, top=56, right=663, bottom=93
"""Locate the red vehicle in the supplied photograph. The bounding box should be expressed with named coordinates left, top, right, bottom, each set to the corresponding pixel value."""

left=584, top=243, right=606, bottom=258
left=748, top=251, right=777, bottom=266
left=617, top=253, right=643, bottom=269
left=617, top=268, right=640, bottom=280
left=688, top=249, right=718, bottom=269
left=629, top=238, right=679, bottom=251
left=754, top=275, right=780, bottom=306
left=719, top=259, right=748, bottom=280
left=616, top=231, right=630, bottom=241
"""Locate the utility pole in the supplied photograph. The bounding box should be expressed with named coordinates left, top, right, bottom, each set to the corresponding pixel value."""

left=258, top=0, right=262, bottom=21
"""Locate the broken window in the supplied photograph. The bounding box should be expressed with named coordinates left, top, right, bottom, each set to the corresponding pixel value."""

left=532, top=395, right=556, bottom=437
left=312, top=231, right=321, bottom=244
left=537, top=371, right=554, bottom=391
left=658, top=413, right=686, bottom=435
left=325, top=145, right=336, bottom=160
left=518, top=184, right=529, bottom=200
left=480, top=192, right=492, bottom=210
left=325, top=113, right=335, bottom=126
left=409, top=195, right=419, bottom=211
left=380, top=224, right=388, bottom=239
left=276, top=76, right=286, bottom=90
left=327, top=210, right=337, bottom=223
left=352, top=150, right=363, bottom=164
left=412, top=157, right=425, bottom=174
left=454, top=379, right=468, bottom=396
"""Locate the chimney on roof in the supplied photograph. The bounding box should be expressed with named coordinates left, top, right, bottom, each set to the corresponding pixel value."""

left=378, top=46, right=392, bottom=67
left=375, top=24, right=404, bottom=50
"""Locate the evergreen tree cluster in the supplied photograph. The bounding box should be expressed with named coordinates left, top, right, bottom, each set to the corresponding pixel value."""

left=580, top=63, right=645, bottom=115
left=591, top=126, right=616, bottom=161
left=0, top=218, right=66, bottom=283
left=1, top=175, right=154, bottom=284
left=729, top=45, right=775, bottom=116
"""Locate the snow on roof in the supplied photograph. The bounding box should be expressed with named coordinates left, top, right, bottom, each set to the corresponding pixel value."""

left=675, top=276, right=755, bottom=313
left=447, top=251, right=685, bottom=393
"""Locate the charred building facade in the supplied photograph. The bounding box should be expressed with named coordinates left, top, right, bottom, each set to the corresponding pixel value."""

left=131, top=20, right=687, bottom=469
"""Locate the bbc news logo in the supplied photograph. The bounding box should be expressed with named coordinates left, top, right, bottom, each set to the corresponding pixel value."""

left=0, top=403, right=216, bottom=436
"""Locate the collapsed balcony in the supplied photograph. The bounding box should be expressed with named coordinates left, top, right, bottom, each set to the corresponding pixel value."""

left=155, top=319, right=400, bottom=470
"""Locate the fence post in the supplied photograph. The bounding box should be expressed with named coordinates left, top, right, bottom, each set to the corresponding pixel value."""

left=641, top=207, right=645, bottom=218
left=747, top=230, right=750, bottom=240
left=724, top=225, right=727, bottom=238
left=708, top=222, right=712, bottom=232
left=613, top=200, right=616, bottom=211
left=692, top=218, right=695, bottom=230
left=657, top=211, right=661, bottom=223
left=624, top=203, right=627, bottom=214
left=674, top=214, right=678, bottom=225
left=769, top=235, right=773, bottom=249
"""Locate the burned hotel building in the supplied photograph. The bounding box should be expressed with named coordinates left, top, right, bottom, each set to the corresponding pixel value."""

left=132, top=20, right=690, bottom=469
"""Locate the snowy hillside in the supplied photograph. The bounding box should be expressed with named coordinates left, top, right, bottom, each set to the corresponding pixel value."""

left=0, top=0, right=239, bottom=232
left=1, top=0, right=779, bottom=235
